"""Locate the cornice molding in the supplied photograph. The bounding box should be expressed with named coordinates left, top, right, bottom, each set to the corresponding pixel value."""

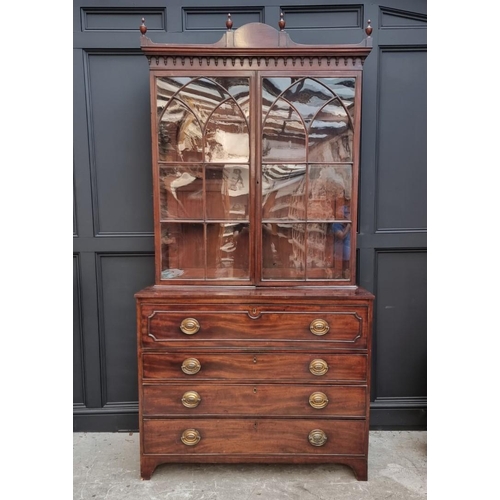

left=139, top=20, right=373, bottom=67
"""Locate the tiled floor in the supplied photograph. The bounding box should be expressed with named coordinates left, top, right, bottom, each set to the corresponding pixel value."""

left=73, top=430, right=426, bottom=499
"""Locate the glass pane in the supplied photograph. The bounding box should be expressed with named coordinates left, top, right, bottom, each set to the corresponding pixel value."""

left=299, top=222, right=333, bottom=279
left=262, top=77, right=294, bottom=101
left=176, top=78, right=231, bottom=125
left=206, top=223, right=250, bottom=280
left=262, top=223, right=305, bottom=280
left=263, top=99, right=306, bottom=162
left=158, top=98, right=203, bottom=162
left=307, top=165, right=352, bottom=220
left=282, top=78, right=334, bottom=124
left=318, top=77, right=356, bottom=111
left=206, top=165, right=249, bottom=220
left=287, top=178, right=307, bottom=221
left=262, top=164, right=306, bottom=220
left=263, top=77, right=355, bottom=122
left=159, top=166, right=203, bottom=220
left=309, top=100, right=352, bottom=162
left=205, top=100, right=249, bottom=163
left=157, top=77, right=250, bottom=163
left=160, top=223, right=204, bottom=280
left=262, top=223, right=351, bottom=281
left=156, top=76, right=192, bottom=110
left=330, top=222, right=352, bottom=280
left=212, top=77, right=250, bottom=119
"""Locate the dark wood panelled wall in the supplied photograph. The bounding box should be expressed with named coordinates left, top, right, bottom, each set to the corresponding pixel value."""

left=73, top=0, right=427, bottom=432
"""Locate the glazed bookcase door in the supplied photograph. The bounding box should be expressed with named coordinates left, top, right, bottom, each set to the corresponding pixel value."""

left=155, top=74, right=253, bottom=283
left=153, top=70, right=361, bottom=286
left=259, top=74, right=360, bottom=285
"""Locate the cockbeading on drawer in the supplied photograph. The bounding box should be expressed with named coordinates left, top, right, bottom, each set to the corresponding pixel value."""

left=140, top=305, right=368, bottom=349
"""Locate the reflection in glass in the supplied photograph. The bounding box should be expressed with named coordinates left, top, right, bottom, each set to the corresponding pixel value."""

left=318, top=78, right=355, bottom=110
left=211, top=77, right=250, bottom=119
left=207, top=223, right=250, bottom=279
left=206, top=165, right=249, bottom=220
left=262, top=100, right=306, bottom=162
left=281, top=78, right=334, bottom=124
left=205, top=100, right=249, bottom=163
left=160, top=222, right=251, bottom=281
left=306, top=223, right=330, bottom=278
left=160, top=223, right=205, bottom=280
left=331, top=222, right=351, bottom=280
left=307, top=165, right=352, bottom=220
left=262, top=77, right=356, bottom=164
left=157, top=76, right=250, bottom=164
left=287, top=178, right=307, bottom=221
left=262, top=223, right=304, bottom=280
left=159, top=166, right=203, bottom=219
left=262, top=221, right=351, bottom=281
left=156, top=77, right=252, bottom=282
left=261, top=77, right=356, bottom=281
left=176, top=78, right=229, bottom=124
left=309, top=100, right=352, bottom=162
left=262, top=165, right=306, bottom=220
left=158, top=99, right=203, bottom=162
left=176, top=77, right=250, bottom=124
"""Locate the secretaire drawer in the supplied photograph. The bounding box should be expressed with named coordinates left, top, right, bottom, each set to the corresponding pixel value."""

left=143, top=352, right=367, bottom=382
left=139, top=304, right=368, bottom=348
left=142, top=383, right=366, bottom=417
left=143, top=418, right=366, bottom=455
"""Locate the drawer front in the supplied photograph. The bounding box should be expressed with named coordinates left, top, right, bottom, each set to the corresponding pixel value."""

left=140, top=305, right=367, bottom=348
left=143, top=418, right=366, bottom=455
left=142, top=384, right=366, bottom=416
left=143, top=352, right=367, bottom=382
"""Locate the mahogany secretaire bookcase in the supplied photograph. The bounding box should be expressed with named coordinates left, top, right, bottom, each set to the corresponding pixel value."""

left=135, top=14, right=374, bottom=480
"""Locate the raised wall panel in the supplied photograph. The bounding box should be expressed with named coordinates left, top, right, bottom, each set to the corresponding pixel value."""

left=376, top=48, right=426, bottom=232
left=183, top=8, right=263, bottom=31
left=85, top=53, right=154, bottom=236
left=280, top=5, right=362, bottom=29
left=82, top=9, right=165, bottom=31
left=380, top=7, right=426, bottom=28
left=73, top=255, right=85, bottom=406
left=97, top=254, right=155, bottom=406
left=375, top=250, right=427, bottom=398
left=73, top=184, right=78, bottom=237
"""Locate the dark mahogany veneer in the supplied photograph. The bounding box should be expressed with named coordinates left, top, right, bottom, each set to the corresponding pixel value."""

left=136, top=15, right=374, bottom=481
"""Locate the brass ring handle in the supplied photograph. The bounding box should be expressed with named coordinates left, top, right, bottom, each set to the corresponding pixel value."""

left=308, top=429, right=328, bottom=447
left=309, top=391, right=329, bottom=409
left=309, top=319, right=330, bottom=336
left=181, top=358, right=201, bottom=375
left=180, top=318, right=200, bottom=335
left=181, top=391, right=201, bottom=408
left=181, top=428, right=201, bottom=446
left=309, top=359, right=329, bottom=376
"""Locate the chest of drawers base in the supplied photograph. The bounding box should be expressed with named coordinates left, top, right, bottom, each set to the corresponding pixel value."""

left=136, top=286, right=374, bottom=481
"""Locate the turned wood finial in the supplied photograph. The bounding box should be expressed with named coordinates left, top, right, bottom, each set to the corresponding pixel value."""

left=226, top=13, right=233, bottom=30
left=140, top=18, right=147, bottom=35
left=365, top=19, right=372, bottom=36
left=278, top=12, right=286, bottom=31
